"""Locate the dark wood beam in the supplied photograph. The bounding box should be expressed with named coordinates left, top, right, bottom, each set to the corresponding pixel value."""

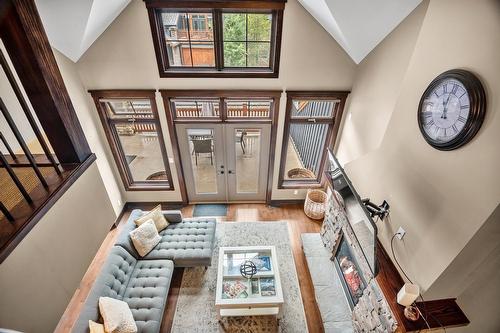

left=0, top=0, right=91, bottom=164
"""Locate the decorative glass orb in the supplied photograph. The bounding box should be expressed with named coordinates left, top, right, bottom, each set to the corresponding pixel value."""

left=240, top=260, right=257, bottom=279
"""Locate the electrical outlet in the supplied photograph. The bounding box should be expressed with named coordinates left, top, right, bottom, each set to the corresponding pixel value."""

left=396, top=226, right=406, bottom=240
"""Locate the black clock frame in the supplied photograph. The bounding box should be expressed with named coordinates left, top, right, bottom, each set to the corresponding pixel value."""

left=418, top=69, right=486, bottom=151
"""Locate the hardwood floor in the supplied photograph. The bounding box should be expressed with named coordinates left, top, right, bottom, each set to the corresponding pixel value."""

left=55, top=204, right=324, bottom=333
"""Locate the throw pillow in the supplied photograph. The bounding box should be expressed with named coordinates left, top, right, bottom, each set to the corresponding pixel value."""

left=98, top=297, right=137, bottom=333
left=129, top=219, right=161, bottom=257
left=134, top=204, right=169, bottom=232
left=88, top=320, right=105, bottom=333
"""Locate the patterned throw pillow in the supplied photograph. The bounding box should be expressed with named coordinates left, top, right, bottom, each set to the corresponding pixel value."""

left=98, top=297, right=137, bottom=333
left=88, top=320, right=105, bottom=333
left=129, top=219, right=161, bottom=257
left=134, top=204, right=169, bottom=232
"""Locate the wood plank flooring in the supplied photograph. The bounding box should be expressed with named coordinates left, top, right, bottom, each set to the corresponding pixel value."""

left=55, top=204, right=324, bottom=333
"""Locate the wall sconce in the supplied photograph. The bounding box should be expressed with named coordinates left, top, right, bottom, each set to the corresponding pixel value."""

left=397, top=283, right=420, bottom=321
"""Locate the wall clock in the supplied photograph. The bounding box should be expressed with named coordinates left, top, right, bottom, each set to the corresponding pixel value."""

left=417, top=69, right=486, bottom=150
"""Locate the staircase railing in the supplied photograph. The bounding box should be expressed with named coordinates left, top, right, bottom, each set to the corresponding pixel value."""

left=0, top=47, right=61, bottom=222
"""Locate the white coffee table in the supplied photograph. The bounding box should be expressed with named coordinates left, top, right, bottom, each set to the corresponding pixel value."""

left=215, top=246, right=284, bottom=320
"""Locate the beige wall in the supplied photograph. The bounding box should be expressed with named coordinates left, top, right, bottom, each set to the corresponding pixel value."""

left=335, top=1, right=428, bottom=162
left=75, top=0, right=357, bottom=202
left=54, top=49, right=124, bottom=215
left=337, top=0, right=500, bottom=328
left=430, top=204, right=500, bottom=333
left=0, top=163, right=115, bottom=333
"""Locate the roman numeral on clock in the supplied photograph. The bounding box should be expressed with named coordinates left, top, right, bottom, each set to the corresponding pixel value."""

left=460, top=105, right=469, bottom=110
left=452, top=124, right=459, bottom=133
left=426, top=119, right=435, bottom=127
left=452, top=84, right=458, bottom=95
left=458, top=115, right=467, bottom=123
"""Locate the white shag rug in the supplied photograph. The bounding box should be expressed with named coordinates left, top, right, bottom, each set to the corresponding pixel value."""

left=171, top=221, right=308, bottom=333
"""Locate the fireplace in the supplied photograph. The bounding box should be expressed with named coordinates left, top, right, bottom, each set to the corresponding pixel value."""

left=334, top=232, right=367, bottom=309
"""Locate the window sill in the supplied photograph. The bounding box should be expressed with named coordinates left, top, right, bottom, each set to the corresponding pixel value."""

left=159, top=69, right=279, bottom=78
left=278, top=180, right=324, bottom=190
left=125, top=183, right=174, bottom=191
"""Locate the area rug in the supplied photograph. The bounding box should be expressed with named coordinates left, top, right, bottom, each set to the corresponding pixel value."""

left=193, top=204, right=228, bottom=217
left=171, top=222, right=308, bottom=333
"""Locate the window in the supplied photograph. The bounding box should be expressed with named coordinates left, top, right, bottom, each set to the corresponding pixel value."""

left=163, top=12, right=215, bottom=68
left=223, top=13, right=272, bottom=68
left=90, top=90, right=174, bottom=191
left=145, top=1, right=285, bottom=77
left=162, top=90, right=278, bottom=122
left=278, top=91, right=349, bottom=189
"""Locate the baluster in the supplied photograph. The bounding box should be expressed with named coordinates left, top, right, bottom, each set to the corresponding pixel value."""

left=0, top=151, right=32, bottom=203
left=0, top=98, right=48, bottom=188
left=0, top=201, right=14, bottom=222
left=0, top=49, right=61, bottom=175
left=0, top=131, right=17, bottom=160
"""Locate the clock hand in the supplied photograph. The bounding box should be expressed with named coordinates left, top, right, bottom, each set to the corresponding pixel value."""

left=443, top=94, right=452, bottom=120
left=441, top=94, right=447, bottom=119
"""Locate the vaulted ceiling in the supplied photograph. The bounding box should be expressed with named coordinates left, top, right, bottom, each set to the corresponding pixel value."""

left=297, top=0, right=423, bottom=63
left=35, top=0, right=422, bottom=64
left=35, top=0, right=131, bottom=62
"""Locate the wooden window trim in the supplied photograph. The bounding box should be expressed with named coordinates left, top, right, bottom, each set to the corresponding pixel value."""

left=145, top=0, right=284, bottom=78
left=89, top=90, right=174, bottom=191
left=278, top=91, right=349, bottom=189
left=160, top=89, right=281, bottom=204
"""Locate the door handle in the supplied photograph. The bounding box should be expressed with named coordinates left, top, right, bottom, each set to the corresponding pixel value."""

left=228, top=170, right=235, bottom=174
left=218, top=170, right=225, bottom=175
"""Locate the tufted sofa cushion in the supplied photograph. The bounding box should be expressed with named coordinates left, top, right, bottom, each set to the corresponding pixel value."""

left=72, top=246, right=174, bottom=333
left=123, top=259, right=173, bottom=333
left=116, top=209, right=216, bottom=267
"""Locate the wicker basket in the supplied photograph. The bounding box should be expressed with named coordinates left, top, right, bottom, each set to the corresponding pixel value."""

left=287, top=168, right=316, bottom=179
left=304, top=189, right=328, bottom=220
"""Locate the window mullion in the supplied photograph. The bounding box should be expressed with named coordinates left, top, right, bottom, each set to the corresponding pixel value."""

left=214, top=9, right=224, bottom=71
left=245, top=13, right=248, bottom=67
left=186, top=13, right=194, bottom=67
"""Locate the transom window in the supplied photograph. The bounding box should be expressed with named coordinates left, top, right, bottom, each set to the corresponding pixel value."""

left=162, top=91, right=277, bottom=122
left=278, top=91, right=349, bottom=189
left=90, top=90, right=174, bottom=191
left=145, top=1, right=285, bottom=78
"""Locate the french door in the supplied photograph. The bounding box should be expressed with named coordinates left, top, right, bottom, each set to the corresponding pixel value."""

left=177, top=123, right=271, bottom=203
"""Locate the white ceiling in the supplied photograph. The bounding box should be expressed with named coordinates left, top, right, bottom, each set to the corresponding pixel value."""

left=35, top=0, right=421, bottom=65
left=35, top=0, right=131, bottom=62
left=298, top=0, right=422, bottom=64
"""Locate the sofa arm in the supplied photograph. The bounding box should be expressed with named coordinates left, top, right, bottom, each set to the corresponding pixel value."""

left=163, top=210, right=183, bottom=223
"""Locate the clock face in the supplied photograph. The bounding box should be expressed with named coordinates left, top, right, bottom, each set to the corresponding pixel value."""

left=419, top=78, right=470, bottom=144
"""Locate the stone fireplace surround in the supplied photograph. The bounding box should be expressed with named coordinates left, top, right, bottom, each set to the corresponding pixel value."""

left=302, top=190, right=398, bottom=333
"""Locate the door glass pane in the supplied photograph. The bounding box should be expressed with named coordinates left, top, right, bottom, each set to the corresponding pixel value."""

left=187, top=128, right=217, bottom=194
left=235, top=128, right=261, bottom=193
left=114, top=122, right=168, bottom=182
left=284, top=123, right=329, bottom=180
left=291, top=99, right=338, bottom=119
